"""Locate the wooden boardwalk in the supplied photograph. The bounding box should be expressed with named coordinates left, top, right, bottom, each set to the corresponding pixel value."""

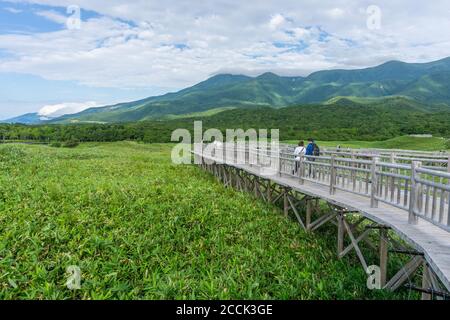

left=239, top=162, right=450, bottom=292
left=194, top=146, right=450, bottom=298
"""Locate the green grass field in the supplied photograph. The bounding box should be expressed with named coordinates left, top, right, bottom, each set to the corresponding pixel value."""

left=284, top=136, right=449, bottom=151
left=0, top=142, right=416, bottom=299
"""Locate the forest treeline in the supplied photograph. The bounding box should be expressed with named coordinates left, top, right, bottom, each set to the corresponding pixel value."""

left=1, top=103, right=450, bottom=143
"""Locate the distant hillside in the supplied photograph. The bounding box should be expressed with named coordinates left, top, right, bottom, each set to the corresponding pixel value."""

left=2, top=99, right=450, bottom=143
left=1, top=113, right=45, bottom=125
left=189, top=98, right=450, bottom=141
left=7, top=56, right=450, bottom=124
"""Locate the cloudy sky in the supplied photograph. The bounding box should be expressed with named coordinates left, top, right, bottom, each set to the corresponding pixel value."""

left=1, top=0, right=450, bottom=119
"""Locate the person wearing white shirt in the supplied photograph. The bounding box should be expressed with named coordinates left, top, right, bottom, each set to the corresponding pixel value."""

left=293, top=141, right=306, bottom=174
left=294, top=141, right=306, bottom=160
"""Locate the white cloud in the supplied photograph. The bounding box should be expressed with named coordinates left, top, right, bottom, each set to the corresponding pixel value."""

left=292, top=27, right=311, bottom=39
left=38, top=101, right=99, bottom=117
left=0, top=0, right=450, bottom=92
left=326, top=8, right=345, bottom=18
left=269, top=14, right=286, bottom=30
left=4, top=7, right=23, bottom=13
left=34, top=10, right=68, bottom=24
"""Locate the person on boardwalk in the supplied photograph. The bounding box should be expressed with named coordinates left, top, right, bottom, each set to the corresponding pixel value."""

left=305, top=139, right=320, bottom=177
left=293, top=141, right=306, bottom=175
left=306, top=138, right=320, bottom=157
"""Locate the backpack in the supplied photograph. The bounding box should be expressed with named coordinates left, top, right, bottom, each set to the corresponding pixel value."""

left=312, top=143, right=320, bottom=156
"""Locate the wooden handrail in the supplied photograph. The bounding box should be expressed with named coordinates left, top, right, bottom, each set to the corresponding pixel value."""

left=196, top=143, right=450, bottom=233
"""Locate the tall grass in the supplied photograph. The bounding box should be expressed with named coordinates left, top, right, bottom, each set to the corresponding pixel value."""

left=0, top=142, right=411, bottom=299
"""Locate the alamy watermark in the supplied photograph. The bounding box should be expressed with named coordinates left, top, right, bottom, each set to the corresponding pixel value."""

left=171, top=121, right=281, bottom=178
left=66, top=5, right=82, bottom=30
left=366, top=5, right=382, bottom=30
left=66, top=265, right=81, bottom=290
left=367, top=265, right=382, bottom=290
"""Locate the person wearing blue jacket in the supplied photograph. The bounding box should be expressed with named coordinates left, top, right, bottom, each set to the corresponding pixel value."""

left=306, top=139, right=315, bottom=156
left=305, top=138, right=318, bottom=177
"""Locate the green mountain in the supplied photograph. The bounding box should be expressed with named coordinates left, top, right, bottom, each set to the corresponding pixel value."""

left=36, top=56, right=450, bottom=123
left=3, top=98, right=450, bottom=143
left=1, top=113, right=47, bottom=125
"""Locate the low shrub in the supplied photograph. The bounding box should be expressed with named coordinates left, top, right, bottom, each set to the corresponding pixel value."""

left=445, top=139, right=450, bottom=150
left=63, top=139, right=80, bottom=148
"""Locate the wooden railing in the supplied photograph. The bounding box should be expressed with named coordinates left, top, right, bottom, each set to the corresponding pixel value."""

left=414, top=167, right=450, bottom=229
left=323, top=146, right=449, bottom=158
left=281, top=144, right=450, bottom=172
left=200, top=143, right=450, bottom=233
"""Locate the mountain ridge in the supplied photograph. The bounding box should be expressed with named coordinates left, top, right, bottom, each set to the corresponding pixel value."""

left=4, top=56, right=450, bottom=124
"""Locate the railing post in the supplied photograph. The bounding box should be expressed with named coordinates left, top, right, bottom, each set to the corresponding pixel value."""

left=447, top=155, right=450, bottom=173
left=390, top=152, right=396, bottom=164
left=409, top=161, right=421, bottom=225
left=371, top=157, right=379, bottom=208
left=299, top=155, right=305, bottom=185
left=330, top=154, right=336, bottom=195
left=278, top=151, right=282, bottom=177
left=350, top=151, right=356, bottom=186
left=245, top=146, right=249, bottom=166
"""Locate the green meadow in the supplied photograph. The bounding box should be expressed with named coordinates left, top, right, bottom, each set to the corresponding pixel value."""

left=0, top=142, right=417, bottom=300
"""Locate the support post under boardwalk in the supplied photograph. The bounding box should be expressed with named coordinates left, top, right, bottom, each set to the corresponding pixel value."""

left=193, top=147, right=450, bottom=296
left=306, top=199, right=312, bottom=230
left=379, top=228, right=389, bottom=287
left=337, top=213, right=345, bottom=255
left=283, top=188, right=289, bottom=218
left=422, top=262, right=432, bottom=300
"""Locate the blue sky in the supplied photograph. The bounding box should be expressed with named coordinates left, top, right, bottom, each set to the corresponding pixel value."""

left=1, top=0, right=450, bottom=119
left=0, top=1, right=171, bottom=119
left=0, top=72, right=170, bottom=118
left=1, top=1, right=62, bottom=33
